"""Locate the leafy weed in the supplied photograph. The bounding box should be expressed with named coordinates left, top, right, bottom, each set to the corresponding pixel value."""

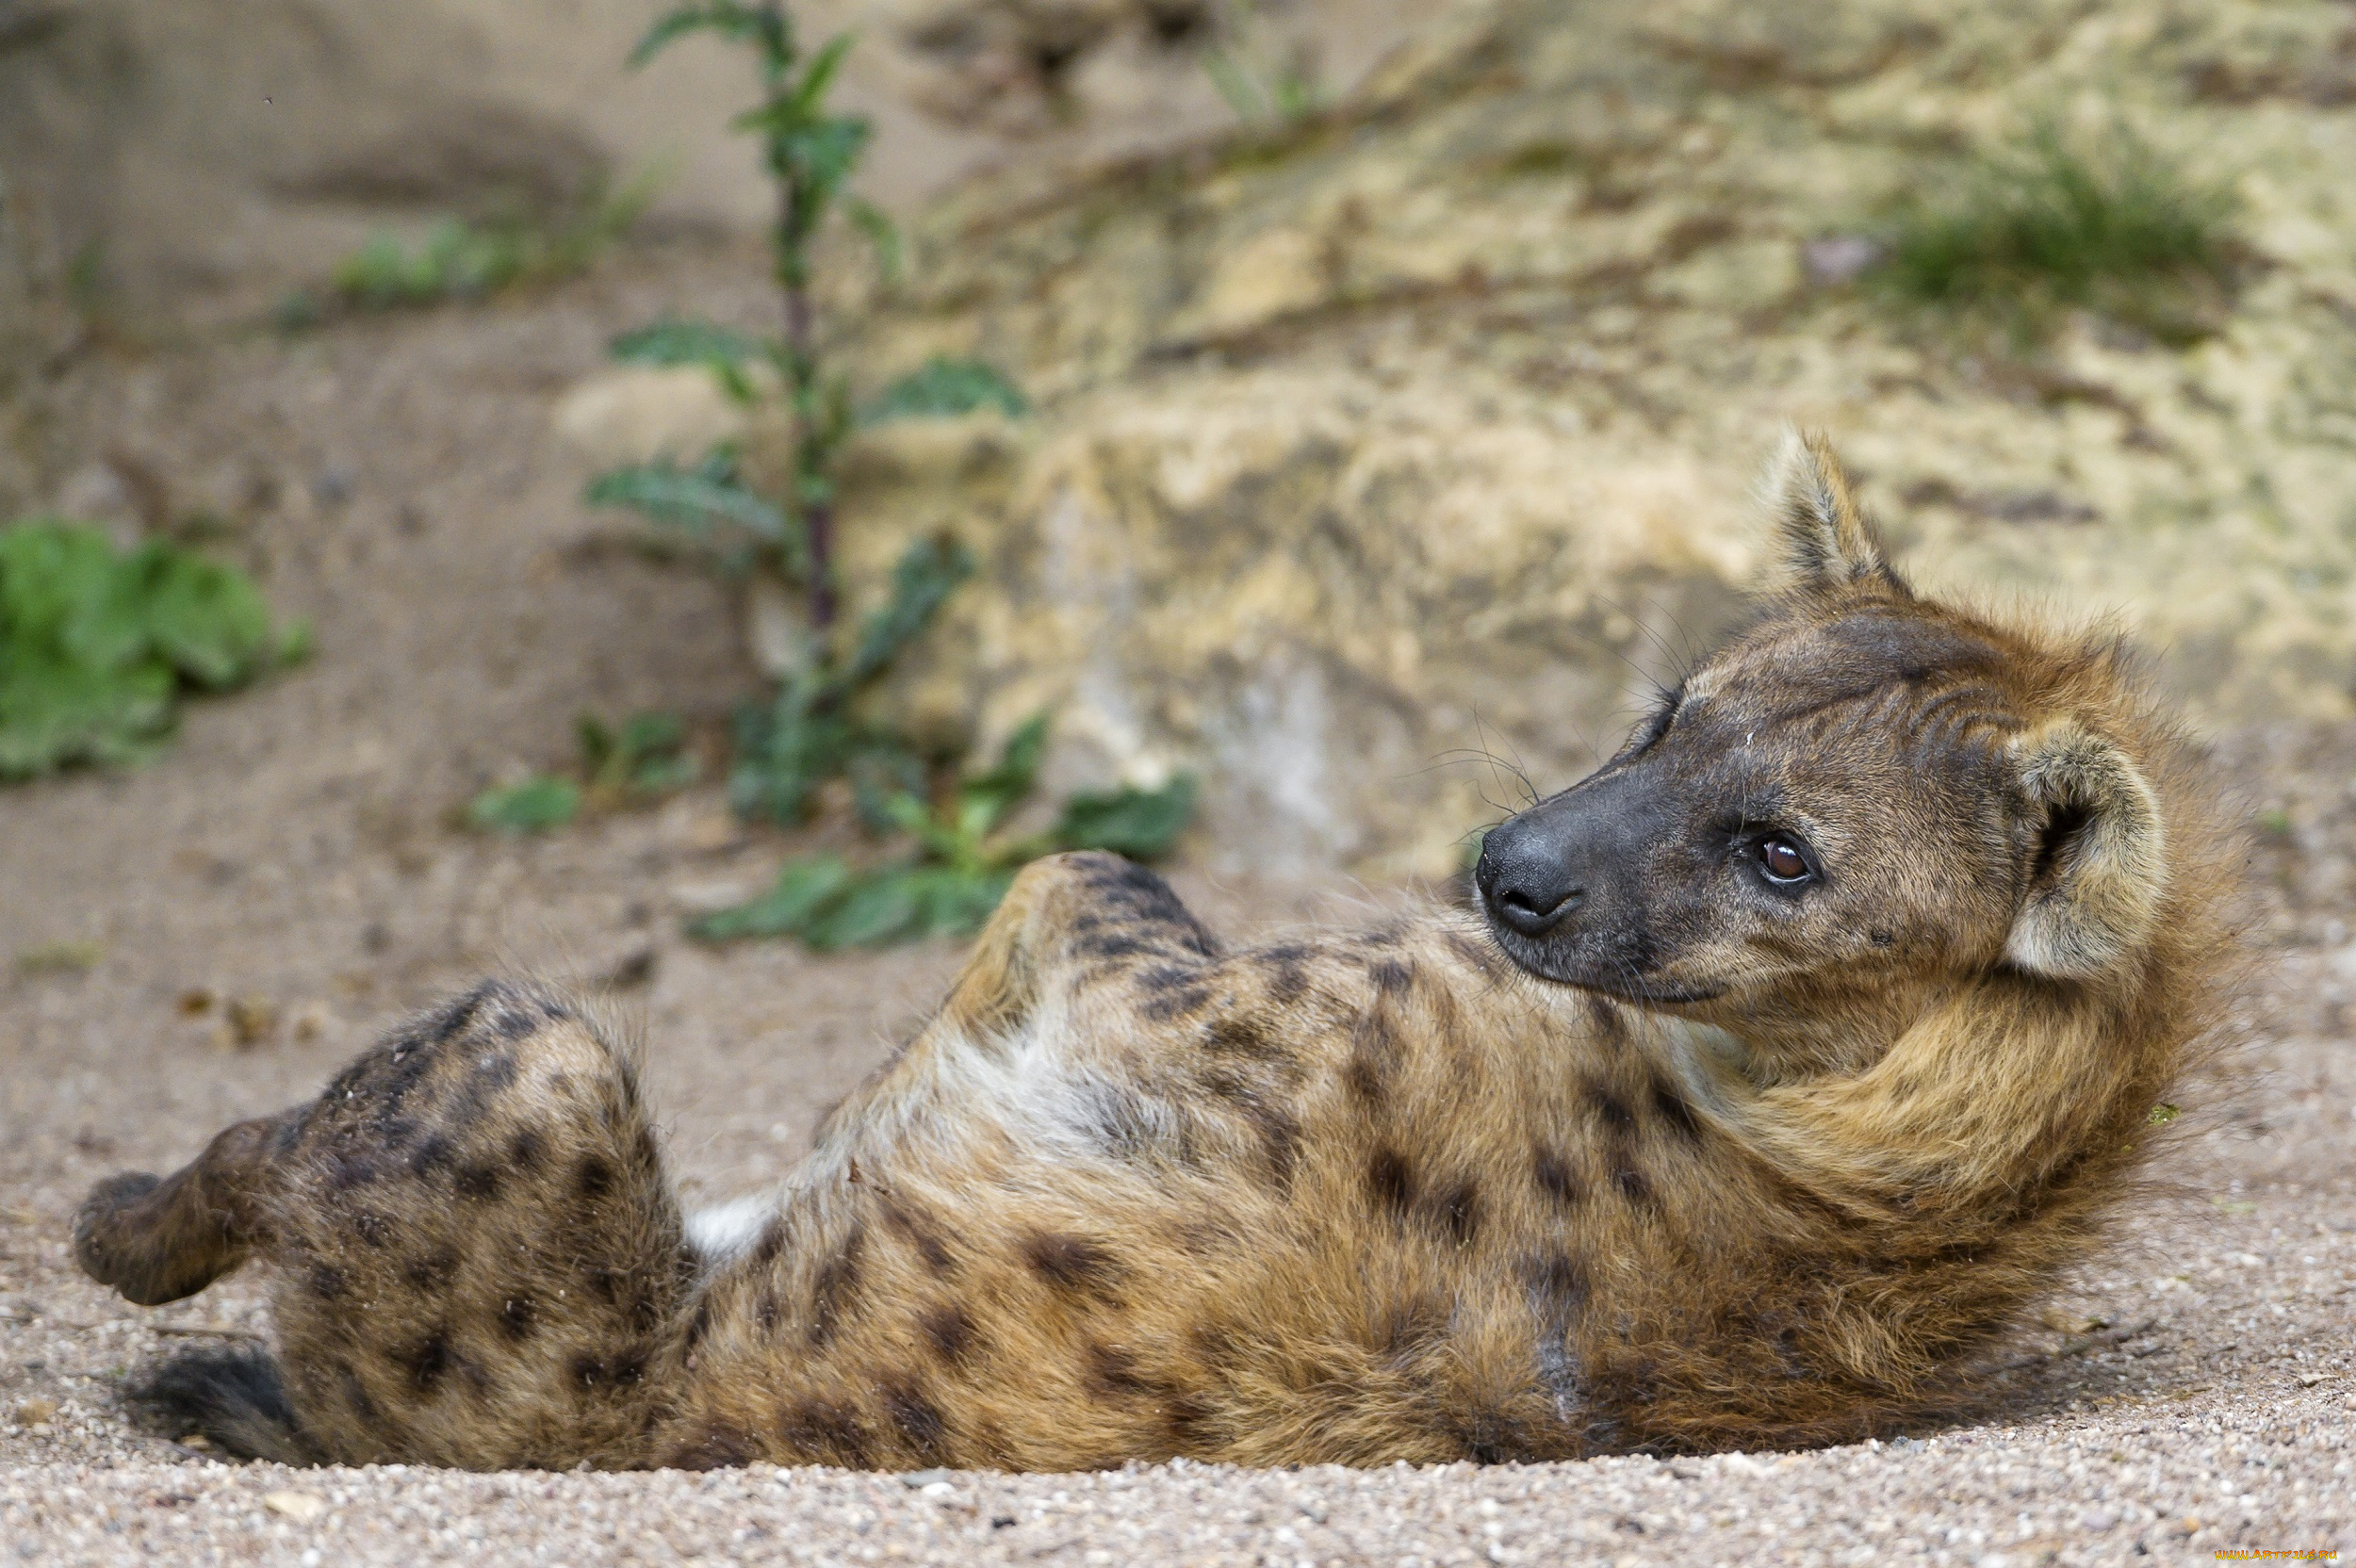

left=0, top=520, right=296, bottom=780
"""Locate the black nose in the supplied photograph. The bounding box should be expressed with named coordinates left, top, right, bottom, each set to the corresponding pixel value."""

left=1475, top=821, right=1585, bottom=938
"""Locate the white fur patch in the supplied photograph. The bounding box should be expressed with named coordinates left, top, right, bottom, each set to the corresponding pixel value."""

left=684, top=1194, right=777, bottom=1265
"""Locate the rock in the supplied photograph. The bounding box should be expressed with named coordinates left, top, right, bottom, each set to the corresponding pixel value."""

left=550, top=367, right=759, bottom=470
left=262, top=1490, right=328, bottom=1523
left=777, top=0, right=2356, bottom=874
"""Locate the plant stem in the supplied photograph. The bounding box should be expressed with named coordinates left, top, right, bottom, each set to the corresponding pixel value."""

left=763, top=0, right=836, bottom=634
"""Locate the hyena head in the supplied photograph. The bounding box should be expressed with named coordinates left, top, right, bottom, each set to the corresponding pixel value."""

left=1477, top=432, right=2180, bottom=1067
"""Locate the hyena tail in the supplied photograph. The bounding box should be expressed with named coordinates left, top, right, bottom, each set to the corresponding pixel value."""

left=132, top=1346, right=318, bottom=1465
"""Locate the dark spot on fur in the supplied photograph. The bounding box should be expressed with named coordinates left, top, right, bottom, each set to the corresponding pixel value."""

left=881, top=1380, right=950, bottom=1459
left=808, top=1224, right=867, bottom=1348
left=499, top=1293, right=536, bottom=1341
left=880, top=1195, right=956, bottom=1275
left=507, top=1128, right=543, bottom=1171
left=406, top=1135, right=454, bottom=1181
left=1256, top=943, right=1314, bottom=1004
left=1532, top=1146, right=1580, bottom=1206
left=668, top=1420, right=752, bottom=1470
left=403, top=1247, right=459, bottom=1294
left=1085, top=1340, right=1157, bottom=1399
left=337, top=1363, right=380, bottom=1424
left=351, top=1211, right=393, bottom=1248
left=1523, top=1250, right=1588, bottom=1317
left=1589, top=1084, right=1637, bottom=1134
left=1647, top=1077, right=1702, bottom=1142
left=1022, top=1232, right=1121, bottom=1296
left=307, top=1265, right=347, bottom=1300
left=754, top=1289, right=780, bottom=1334
left=1078, top=932, right=1149, bottom=960
left=584, top=1266, right=620, bottom=1305
left=398, top=1330, right=455, bottom=1392
left=1204, top=1012, right=1281, bottom=1057
left=1240, top=1099, right=1300, bottom=1190
left=1445, top=931, right=1501, bottom=975
left=428, top=988, right=488, bottom=1044
left=494, top=1005, right=541, bottom=1043
left=472, top=1051, right=519, bottom=1091
left=1164, top=1391, right=1213, bottom=1445
left=576, top=1156, right=614, bottom=1200
left=1345, top=1002, right=1402, bottom=1106
left=780, top=1396, right=874, bottom=1466
left=1432, top=1176, right=1481, bottom=1245
left=325, top=1152, right=383, bottom=1190
left=752, top=1217, right=787, bottom=1268
left=920, top=1303, right=978, bottom=1364
left=1366, top=1146, right=1417, bottom=1214
left=1368, top=957, right=1414, bottom=993
left=683, top=1298, right=712, bottom=1348
left=454, top=1163, right=501, bottom=1200
left=1613, top=1165, right=1655, bottom=1207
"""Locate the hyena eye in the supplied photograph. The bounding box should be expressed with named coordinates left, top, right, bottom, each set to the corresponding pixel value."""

left=1757, top=836, right=1812, bottom=884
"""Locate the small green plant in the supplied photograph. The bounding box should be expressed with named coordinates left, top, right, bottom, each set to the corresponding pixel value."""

left=1203, top=0, right=1324, bottom=126
left=300, top=170, right=660, bottom=318
left=465, top=710, right=699, bottom=834
left=576, top=2, right=1193, bottom=945
left=0, top=519, right=300, bottom=778
left=466, top=775, right=583, bottom=835
left=1871, top=122, right=2238, bottom=344
left=695, top=715, right=1196, bottom=947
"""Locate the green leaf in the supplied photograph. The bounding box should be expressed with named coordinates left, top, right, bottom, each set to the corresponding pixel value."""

left=466, top=776, right=581, bottom=834
left=133, top=544, right=275, bottom=689
left=2147, top=1102, right=2183, bottom=1126
left=841, top=534, right=973, bottom=687
left=861, top=357, right=1029, bottom=423
left=791, top=33, right=858, bottom=118
left=957, top=712, right=1050, bottom=836
left=0, top=519, right=285, bottom=780
left=630, top=2, right=787, bottom=69
left=1054, top=775, right=1198, bottom=859
left=584, top=456, right=797, bottom=560
left=801, top=865, right=926, bottom=949
left=609, top=319, right=763, bottom=368
left=691, top=855, right=853, bottom=940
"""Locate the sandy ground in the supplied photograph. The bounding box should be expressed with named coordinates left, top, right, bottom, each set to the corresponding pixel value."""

left=2, top=251, right=2351, bottom=1565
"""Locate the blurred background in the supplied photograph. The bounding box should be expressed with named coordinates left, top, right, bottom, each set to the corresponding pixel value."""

left=4, top=0, right=2355, bottom=1183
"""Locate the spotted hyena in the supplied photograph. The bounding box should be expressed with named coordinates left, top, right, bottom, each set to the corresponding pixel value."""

left=75, top=433, right=2234, bottom=1468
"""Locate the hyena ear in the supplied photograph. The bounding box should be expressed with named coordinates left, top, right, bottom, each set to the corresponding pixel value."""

left=1760, top=429, right=1910, bottom=597
left=2004, top=723, right=2167, bottom=982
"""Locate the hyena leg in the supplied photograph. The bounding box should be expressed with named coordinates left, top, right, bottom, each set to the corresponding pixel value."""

left=75, top=980, right=693, bottom=1470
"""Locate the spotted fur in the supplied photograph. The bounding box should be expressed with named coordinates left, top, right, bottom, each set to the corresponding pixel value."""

left=74, top=434, right=2236, bottom=1468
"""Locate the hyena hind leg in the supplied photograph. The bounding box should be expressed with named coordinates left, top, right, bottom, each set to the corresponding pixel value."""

left=75, top=980, right=697, bottom=1470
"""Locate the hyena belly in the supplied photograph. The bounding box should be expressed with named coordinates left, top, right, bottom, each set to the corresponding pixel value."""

left=654, top=896, right=1606, bottom=1472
